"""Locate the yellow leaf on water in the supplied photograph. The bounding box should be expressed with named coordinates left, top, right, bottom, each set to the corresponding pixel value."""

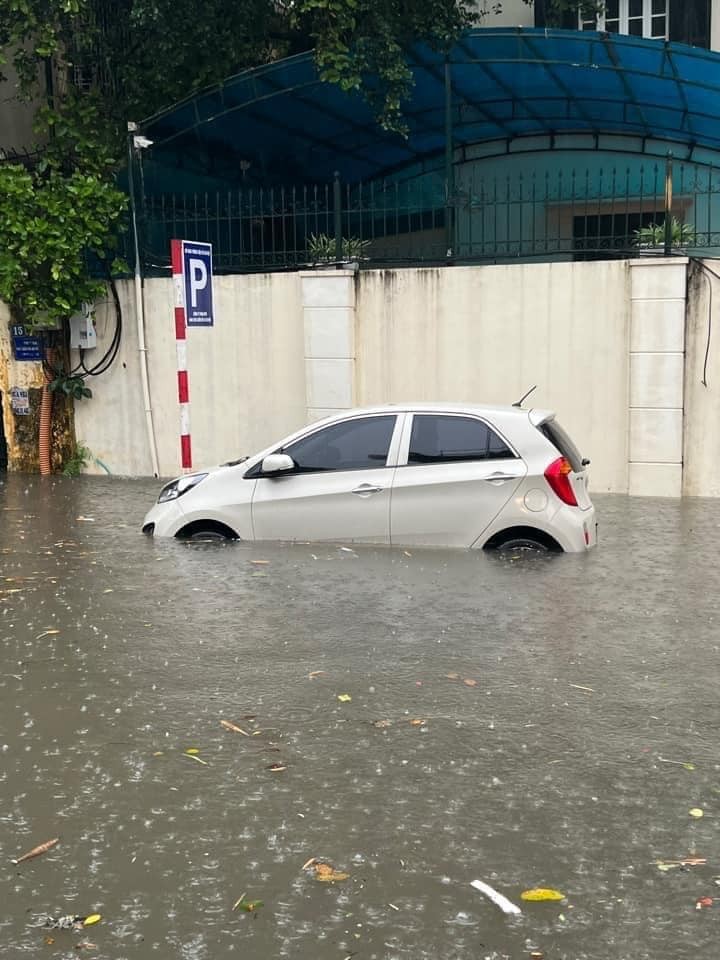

left=337, top=694, right=352, bottom=703
left=689, top=808, right=704, bottom=818
left=185, top=748, right=200, bottom=755
left=83, top=914, right=101, bottom=926
left=521, top=888, right=565, bottom=902
left=312, top=862, right=350, bottom=882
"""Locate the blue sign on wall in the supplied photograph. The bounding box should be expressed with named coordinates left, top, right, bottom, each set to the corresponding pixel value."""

left=182, top=241, right=215, bottom=327
left=11, top=325, right=43, bottom=361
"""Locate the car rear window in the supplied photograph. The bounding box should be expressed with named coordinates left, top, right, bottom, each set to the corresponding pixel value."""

left=537, top=419, right=583, bottom=472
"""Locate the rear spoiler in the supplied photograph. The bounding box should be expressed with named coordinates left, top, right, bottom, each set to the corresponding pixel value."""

left=528, top=408, right=555, bottom=427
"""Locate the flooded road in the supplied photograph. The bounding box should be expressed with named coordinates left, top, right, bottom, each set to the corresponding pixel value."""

left=0, top=474, right=719, bottom=960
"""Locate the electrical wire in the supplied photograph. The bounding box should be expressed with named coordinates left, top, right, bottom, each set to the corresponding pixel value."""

left=79, top=274, right=122, bottom=377
left=692, top=258, right=720, bottom=389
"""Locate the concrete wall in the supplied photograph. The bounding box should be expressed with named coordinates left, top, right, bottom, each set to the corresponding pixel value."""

left=72, top=273, right=307, bottom=476
left=9, top=255, right=720, bottom=498
left=355, top=262, right=630, bottom=493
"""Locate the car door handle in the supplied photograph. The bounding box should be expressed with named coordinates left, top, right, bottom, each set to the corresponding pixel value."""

left=351, top=483, right=383, bottom=496
left=483, top=472, right=518, bottom=483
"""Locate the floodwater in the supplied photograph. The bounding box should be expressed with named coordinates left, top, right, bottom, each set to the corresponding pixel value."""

left=0, top=475, right=718, bottom=960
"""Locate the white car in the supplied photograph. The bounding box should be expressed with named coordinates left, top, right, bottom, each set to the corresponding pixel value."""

left=142, top=403, right=596, bottom=552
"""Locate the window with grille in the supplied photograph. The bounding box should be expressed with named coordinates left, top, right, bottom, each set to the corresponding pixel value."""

left=579, top=0, right=669, bottom=40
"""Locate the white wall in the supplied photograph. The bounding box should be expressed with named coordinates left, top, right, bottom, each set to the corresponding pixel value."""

left=354, top=262, right=630, bottom=493
left=476, top=0, right=534, bottom=27
left=73, top=273, right=307, bottom=476
left=11, top=257, right=720, bottom=500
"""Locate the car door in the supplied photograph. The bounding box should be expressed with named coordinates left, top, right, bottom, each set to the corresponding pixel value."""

left=390, top=413, right=527, bottom=547
left=251, top=414, right=401, bottom=543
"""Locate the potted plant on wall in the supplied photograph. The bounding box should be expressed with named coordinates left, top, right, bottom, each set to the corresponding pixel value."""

left=633, top=216, right=695, bottom=254
left=307, top=233, right=371, bottom=269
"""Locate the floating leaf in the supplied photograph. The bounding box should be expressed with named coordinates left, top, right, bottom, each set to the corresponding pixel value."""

left=371, top=719, right=392, bottom=728
left=684, top=763, right=696, bottom=771
left=82, top=915, right=101, bottom=927
left=220, top=720, right=249, bottom=736
left=250, top=560, right=270, bottom=566
left=409, top=719, right=426, bottom=726
left=521, top=888, right=565, bottom=902
left=44, top=937, right=55, bottom=945
left=267, top=763, right=286, bottom=772
left=185, top=748, right=200, bottom=755
left=313, top=863, right=350, bottom=882
left=239, top=899, right=263, bottom=912
left=337, top=694, right=352, bottom=703
left=689, top=808, right=704, bottom=818
left=308, top=670, right=326, bottom=679
left=445, top=672, right=460, bottom=681
left=463, top=678, right=478, bottom=687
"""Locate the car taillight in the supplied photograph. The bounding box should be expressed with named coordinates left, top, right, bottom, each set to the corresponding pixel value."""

left=544, top=457, right=578, bottom=506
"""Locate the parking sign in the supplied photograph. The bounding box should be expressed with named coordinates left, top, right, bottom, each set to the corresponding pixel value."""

left=182, top=241, right=214, bottom=327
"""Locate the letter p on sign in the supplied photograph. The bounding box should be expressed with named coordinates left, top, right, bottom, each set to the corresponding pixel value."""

left=189, top=258, right=207, bottom=307
left=182, top=241, right=215, bottom=326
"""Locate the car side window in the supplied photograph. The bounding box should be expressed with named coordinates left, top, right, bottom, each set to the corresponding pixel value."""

left=283, top=415, right=396, bottom=473
left=407, top=415, right=515, bottom=464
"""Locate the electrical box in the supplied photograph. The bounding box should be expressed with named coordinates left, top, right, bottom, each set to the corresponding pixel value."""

left=69, top=305, right=97, bottom=350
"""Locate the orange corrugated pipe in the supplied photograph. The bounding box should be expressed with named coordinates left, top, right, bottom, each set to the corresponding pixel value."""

left=39, top=347, right=53, bottom=476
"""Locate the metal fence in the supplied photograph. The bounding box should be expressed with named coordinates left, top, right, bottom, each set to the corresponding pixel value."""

left=136, top=160, right=720, bottom=274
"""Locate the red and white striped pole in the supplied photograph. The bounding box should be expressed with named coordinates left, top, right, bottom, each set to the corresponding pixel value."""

left=171, top=239, right=192, bottom=471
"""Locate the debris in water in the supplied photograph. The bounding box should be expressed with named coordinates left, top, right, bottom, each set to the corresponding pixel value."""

left=521, top=888, right=565, bottom=902
left=74, top=942, right=97, bottom=950
left=445, top=673, right=460, bottom=681
left=11, top=837, right=59, bottom=865
left=308, top=670, right=326, bottom=679
left=304, top=858, right=350, bottom=882
left=182, top=751, right=208, bottom=765
left=220, top=719, right=250, bottom=735
left=568, top=683, right=594, bottom=693
left=267, top=763, right=286, bottom=772
left=470, top=879, right=522, bottom=915
left=250, top=560, right=270, bottom=566
left=655, top=857, right=706, bottom=871
left=371, top=719, right=392, bottom=728
left=689, top=808, right=704, bottom=818
left=696, top=896, right=713, bottom=909
left=409, top=719, right=426, bottom=726
left=463, top=678, right=478, bottom=687
left=82, top=915, right=101, bottom=926
left=337, top=694, right=352, bottom=703
left=36, top=916, right=89, bottom=931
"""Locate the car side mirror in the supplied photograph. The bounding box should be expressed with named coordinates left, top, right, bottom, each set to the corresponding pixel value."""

left=260, top=453, right=295, bottom=475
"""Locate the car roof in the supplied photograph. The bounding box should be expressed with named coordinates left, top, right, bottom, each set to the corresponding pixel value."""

left=319, top=402, right=555, bottom=420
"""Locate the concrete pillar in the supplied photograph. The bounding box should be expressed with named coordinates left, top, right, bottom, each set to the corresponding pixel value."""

left=300, top=270, right=356, bottom=422
left=628, top=258, right=688, bottom=496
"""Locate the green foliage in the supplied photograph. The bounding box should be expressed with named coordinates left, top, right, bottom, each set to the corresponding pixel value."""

left=62, top=442, right=92, bottom=476
left=295, top=0, right=475, bottom=132
left=48, top=372, right=93, bottom=400
left=634, top=217, right=695, bottom=249
left=0, top=163, right=126, bottom=329
left=308, top=232, right=371, bottom=261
